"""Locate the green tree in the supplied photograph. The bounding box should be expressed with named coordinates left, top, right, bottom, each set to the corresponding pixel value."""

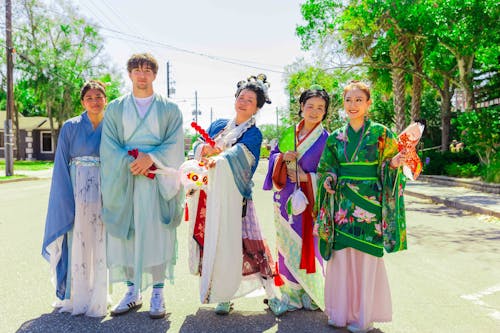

left=0, top=0, right=122, bottom=151
left=285, top=65, right=351, bottom=132
left=454, top=106, right=500, bottom=181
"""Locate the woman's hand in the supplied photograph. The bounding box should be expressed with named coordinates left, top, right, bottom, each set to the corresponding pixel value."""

left=312, top=223, right=319, bottom=237
left=390, top=151, right=406, bottom=168
left=130, top=152, right=153, bottom=176
left=201, top=144, right=221, bottom=157
left=283, top=151, right=298, bottom=162
left=204, top=158, right=217, bottom=169
left=287, top=166, right=308, bottom=183
left=323, top=176, right=335, bottom=194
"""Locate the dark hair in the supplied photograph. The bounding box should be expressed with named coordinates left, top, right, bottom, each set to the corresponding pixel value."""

left=343, top=80, right=371, bottom=100
left=80, top=80, right=106, bottom=101
left=298, top=88, right=330, bottom=120
left=235, top=82, right=267, bottom=109
left=127, top=53, right=159, bottom=74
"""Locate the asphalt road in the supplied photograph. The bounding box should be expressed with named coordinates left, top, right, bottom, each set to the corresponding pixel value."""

left=0, top=162, right=499, bottom=333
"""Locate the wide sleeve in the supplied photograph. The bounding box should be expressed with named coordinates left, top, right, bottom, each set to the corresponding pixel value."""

left=100, top=100, right=135, bottom=239
left=314, top=134, right=339, bottom=215
left=148, top=102, right=185, bottom=170
left=42, top=122, right=74, bottom=259
left=41, top=122, right=74, bottom=300
left=380, top=128, right=407, bottom=253
left=262, top=142, right=282, bottom=191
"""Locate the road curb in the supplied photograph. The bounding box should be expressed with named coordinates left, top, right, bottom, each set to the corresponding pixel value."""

left=0, top=176, right=41, bottom=184
left=405, top=189, right=500, bottom=218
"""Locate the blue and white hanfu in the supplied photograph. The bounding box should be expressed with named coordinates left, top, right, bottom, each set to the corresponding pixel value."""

left=42, top=111, right=107, bottom=317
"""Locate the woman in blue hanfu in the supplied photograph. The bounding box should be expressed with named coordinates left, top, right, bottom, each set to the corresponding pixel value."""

left=263, top=86, right=330, bottom=313
left=190, top=75, right=287, bottom=316
left=42, top=80, right=108, bottom=317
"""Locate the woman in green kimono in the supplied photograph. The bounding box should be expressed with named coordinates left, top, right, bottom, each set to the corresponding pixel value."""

left=315, top=81, right=407, bottom=333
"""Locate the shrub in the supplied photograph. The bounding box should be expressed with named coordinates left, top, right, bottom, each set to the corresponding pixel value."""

left=419, top=150, right=480, bottom=176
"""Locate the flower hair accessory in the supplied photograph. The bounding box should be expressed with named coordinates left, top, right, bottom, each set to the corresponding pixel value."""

left=236, top=73, right=272, bottom=104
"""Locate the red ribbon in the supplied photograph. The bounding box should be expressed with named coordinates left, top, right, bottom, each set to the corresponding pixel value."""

left=299, top=179, right=316, bottom=274
left=192, top=190, right=207, bottom=248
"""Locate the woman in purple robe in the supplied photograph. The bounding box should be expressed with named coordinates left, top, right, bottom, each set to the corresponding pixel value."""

left=263, top=86, right=330, bottom=312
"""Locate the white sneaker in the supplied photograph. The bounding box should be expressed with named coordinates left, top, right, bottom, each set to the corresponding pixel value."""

left=149, top=292, right=166, bottom=319
left=111, top=290, right=142, bottom=316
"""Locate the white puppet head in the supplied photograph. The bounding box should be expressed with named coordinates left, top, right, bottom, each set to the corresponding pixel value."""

left=179, top=159, right=208, bottom=195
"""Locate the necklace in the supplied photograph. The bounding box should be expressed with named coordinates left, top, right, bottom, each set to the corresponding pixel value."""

left=343, top=122, right=365, bottom=162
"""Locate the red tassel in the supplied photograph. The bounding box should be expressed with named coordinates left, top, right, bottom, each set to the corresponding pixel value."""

left=274, top=262, right=285, bottom=287
left=184, top=202, right=189, bottom=221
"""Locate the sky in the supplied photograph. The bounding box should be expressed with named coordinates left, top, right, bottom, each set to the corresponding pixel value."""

left=69, top=0, right=311, bottom=130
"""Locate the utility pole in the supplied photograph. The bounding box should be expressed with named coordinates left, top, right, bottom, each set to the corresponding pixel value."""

left=4, top=0, right=14, bottom=176
left=210, top=107, right=213, bottom=124
left=166, top=61, right=170, bottom=98
left=195, top=91, right=198, bottom=123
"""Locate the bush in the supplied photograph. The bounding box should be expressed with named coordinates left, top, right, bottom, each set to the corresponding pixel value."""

left=260, top=146, right=270, bottom=159
left=444, top=163, right=481, bottom=178
left=482, top=152, right=500, bottom=183
left=419, top=150, right=479, bottom=175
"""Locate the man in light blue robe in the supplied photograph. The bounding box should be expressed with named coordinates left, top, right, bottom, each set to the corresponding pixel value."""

left=100, top=53, right=184, bottom=319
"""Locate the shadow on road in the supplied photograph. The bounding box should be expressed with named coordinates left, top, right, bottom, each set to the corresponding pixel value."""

left=16, top=309, right=171, bottom=333
left=179, top=307, right=386, bottom=333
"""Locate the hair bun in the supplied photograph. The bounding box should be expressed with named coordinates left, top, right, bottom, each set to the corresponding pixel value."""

left=237, top=73, right=272, bottom=104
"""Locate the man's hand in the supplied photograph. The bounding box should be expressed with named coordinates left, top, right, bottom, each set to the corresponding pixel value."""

left=130, top=152, right=154, bottom=176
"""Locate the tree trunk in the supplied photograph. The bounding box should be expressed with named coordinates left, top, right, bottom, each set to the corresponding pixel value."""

left=390, top=38, right=408, bottom=133
left=411, top=40, right=424, bottom=122
left=457, top=55, right=475, bottom=110
left=47, top=99, right=57, bottom=152
left=440, top=78, right=453, bottom=151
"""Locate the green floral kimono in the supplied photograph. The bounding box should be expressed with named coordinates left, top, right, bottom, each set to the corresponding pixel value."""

left=315, top=120, right=407, bottom=259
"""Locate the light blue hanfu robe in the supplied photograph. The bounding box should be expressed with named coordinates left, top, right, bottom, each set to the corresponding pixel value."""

left=100, top=93, right=184, bottom=291
left=42, top=111, right=107, bottom=316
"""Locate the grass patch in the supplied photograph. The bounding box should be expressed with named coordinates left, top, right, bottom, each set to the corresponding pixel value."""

left=0, top=175, right=28, bottom=180
left=0, top=160, right=53, bottom=171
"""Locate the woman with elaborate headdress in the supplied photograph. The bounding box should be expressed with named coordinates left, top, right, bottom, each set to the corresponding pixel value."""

left=189, top=74, right=286, bottom=316
left=263, top=86, right=330, bottom=312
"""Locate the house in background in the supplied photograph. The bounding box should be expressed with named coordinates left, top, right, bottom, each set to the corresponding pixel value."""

left=0, top=110, right=59, bottom=160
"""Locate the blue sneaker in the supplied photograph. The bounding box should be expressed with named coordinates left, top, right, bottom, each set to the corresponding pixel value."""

left=215, top=302, right=233, bottom=315
left=301, top=293, right=319, bottom=311
left=267, top=297, right=287, bottom=316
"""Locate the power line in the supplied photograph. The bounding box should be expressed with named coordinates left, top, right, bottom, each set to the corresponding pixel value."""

left=39, top=6, right=285, bottom=74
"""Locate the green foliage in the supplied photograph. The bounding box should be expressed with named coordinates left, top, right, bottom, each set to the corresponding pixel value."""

left=0, top=160, right=53, bottom=170
left=444, top=162, right=481, bottom=178
left=260, top=146, right=270, bottom=159
left=0, top=0, right=123, bottom=125
left=259, top=123, right=284, bottom=143
left=454, top=106, right=500, bottom=166
left=285, top=65, right=354, bottom=132
left=482, top=152, right=500, bottom=183
left=419, top=150, right=479, bottom=176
